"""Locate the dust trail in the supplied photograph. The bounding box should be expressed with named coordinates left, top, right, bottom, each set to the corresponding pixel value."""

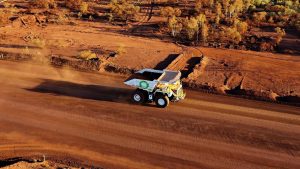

left=20, top=46, right=92, bottom=84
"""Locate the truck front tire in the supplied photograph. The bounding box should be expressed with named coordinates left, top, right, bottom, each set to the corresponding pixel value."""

left=131, top=89, right=146, bottom=104
left=155, top=94, right=169, bottom=108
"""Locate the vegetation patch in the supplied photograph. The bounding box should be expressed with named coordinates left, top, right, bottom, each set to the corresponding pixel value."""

left=50, top=55, right=101, bottom=71
left=30, top=38, right=46, bottom=48
left=30, top=0, right=57, bottom=9
left=109, top=0, right=140, bottom=23
left=77, top=50, right=98, bottom=60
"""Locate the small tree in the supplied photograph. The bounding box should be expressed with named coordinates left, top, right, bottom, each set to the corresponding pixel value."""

left=196, top=14, right=207, bottom=43
left=236, top=21, right=248, bottom=34
left=221, top=27, right=242, bottom=44
left=215, top=14, right=220, bottom=25
left=109, top=0, right=140, bottom=23
left=201, top=23, right=209, bottom=43
left=160, top=6, right=181, bottom=21
left=231, top=30, right=242, bottom=44
left=228, top=4, right=235, bottom=18
left=216, top=2, right=222, bottom=17
left=195, top=0, right=203, bottom=13
left=274, top=27, right=286, bottom=44
left=244, top=0, right=252, bottom=11
left=214, top=2, right=222, bottom=25
left=168, top=16, right=182, bottom=37
left=196, top=14, right=206, bottom=27
left=232, top=17, right=240, bottom=27
left=209, top=0, right=214, bottom=8
left=184, top=17, right=199, bottom=40
left=234, top=0, right=244, bottom=13
left=222, top=0, right=230, bottom=17
left=80, top=2, right=89, bottom=14
left=253, top=11, right=267, bottom=22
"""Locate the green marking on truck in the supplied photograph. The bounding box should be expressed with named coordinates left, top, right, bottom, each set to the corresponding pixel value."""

left=139, top=81, right=149, bottom=89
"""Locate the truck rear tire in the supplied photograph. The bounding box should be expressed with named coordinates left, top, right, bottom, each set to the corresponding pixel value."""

left=155, top=94, right=169, bottom=108
left=131, top=89, right=146, bottom=104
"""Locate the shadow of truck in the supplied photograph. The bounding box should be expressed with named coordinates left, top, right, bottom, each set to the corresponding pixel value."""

left=27, top=79, right=133, bottom=103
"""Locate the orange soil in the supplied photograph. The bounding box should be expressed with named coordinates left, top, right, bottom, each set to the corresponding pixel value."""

left=185, top=47, right=300, bottom=99
left=0, top=61, right=300, bottom=169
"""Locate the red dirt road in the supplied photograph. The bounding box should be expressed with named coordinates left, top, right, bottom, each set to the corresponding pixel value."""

left=0, top=60, right=300, bottom=169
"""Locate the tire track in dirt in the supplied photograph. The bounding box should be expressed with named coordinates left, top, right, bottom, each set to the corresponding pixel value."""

left=1, top=100, right=299, bottom=169
left=2, top=90, right=300, bottom=157
left=1, top=89, right=300, bottom=168
left=1, top=61, right=300, bottom=169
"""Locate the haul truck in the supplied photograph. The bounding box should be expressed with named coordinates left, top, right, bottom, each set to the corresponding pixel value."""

left=124, top=69, right=185, bottom=108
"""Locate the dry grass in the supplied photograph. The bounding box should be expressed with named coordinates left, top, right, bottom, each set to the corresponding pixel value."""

left=31, top=0, right=57, bottom=9
left=31, top=38, right=46, bottom=48
left=80, top=2, right=89, bottom=14
left=65, top=0, right=82, bottom=10
left=200, top=56, right=209, bottom=71
left=78, top=50, right=97, bottom=60
left=21, top=46, right=30, bottom=55
left=269, top=91, right=279, bottom=101
left=3, top=2, right=13, bottom=8
left=116, top=44, right=127, bottom=55
left=48, top=39, right=70, bottom=48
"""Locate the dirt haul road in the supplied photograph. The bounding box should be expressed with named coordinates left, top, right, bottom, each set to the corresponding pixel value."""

left=0, top=60, right=300, bottom=169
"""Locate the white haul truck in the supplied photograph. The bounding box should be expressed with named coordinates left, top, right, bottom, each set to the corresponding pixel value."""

left=124, top=69, right=185, bottom=108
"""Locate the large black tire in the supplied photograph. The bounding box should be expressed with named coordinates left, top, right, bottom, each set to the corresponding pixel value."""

left=131, top=89, right=146, bottom=104
left=154, top=94, right=170, bottom=108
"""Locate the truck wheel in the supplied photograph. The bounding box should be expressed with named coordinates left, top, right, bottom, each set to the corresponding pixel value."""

left=131, top=90, right=146, bottom=104
left=155, top=94, right=169, bottom=108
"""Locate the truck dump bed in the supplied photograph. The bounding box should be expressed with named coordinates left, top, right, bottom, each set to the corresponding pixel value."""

left=158, top=70, right=181, bottom=83
left=124, top=69, right=182, bottom=92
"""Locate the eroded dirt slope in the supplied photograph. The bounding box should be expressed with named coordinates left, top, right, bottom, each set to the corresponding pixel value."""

left=184, top=47, right=300, bottom=102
